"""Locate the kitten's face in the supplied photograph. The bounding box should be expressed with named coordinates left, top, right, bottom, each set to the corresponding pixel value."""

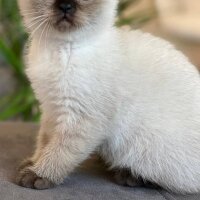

left=18, top=0, right=116, bottom=38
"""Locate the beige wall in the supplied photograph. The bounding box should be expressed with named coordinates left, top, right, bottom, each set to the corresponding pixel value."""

left=155, top=0, right=200, bottom=40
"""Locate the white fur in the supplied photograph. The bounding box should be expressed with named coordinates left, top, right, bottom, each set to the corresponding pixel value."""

left=18, top=0, right=200, bottom=193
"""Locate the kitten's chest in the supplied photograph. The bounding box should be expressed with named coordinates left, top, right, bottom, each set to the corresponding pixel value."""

left=27, top=44, right=95, bottom=105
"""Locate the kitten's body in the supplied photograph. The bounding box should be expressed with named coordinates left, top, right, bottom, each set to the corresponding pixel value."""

left=17, top=0, right=200, bottom=193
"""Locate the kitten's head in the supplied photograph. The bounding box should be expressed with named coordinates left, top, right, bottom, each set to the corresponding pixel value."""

left=18, top=0, right=117, bottom=41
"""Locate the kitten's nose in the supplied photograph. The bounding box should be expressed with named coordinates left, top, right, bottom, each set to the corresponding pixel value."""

left=57, top=0, right=76, bottom=15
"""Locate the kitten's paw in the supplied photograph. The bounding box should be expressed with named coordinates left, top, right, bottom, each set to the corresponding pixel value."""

left=114, top=168, right=160, bottom=189
left=114, top=168, right=144, bottom=187
left=16, top=159, right=54, bottom=190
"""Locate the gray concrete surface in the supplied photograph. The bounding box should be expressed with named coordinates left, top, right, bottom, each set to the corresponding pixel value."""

left=0, top=122, right=200, bottom=200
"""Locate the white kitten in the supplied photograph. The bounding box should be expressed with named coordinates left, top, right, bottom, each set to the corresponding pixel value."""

left=17, top=0, right=200, bottom=193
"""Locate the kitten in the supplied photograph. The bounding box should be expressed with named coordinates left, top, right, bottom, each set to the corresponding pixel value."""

left=17, top=0, right=200, bottom=193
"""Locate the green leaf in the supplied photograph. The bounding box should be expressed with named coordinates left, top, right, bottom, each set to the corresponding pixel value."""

left=0, top=39, right=25, bottom=80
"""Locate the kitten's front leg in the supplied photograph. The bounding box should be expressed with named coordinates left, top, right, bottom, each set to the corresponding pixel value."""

left=16, top=114, right=102, bottom=190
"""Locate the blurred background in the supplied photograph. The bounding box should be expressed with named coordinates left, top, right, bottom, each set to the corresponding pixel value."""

left=0, top=0, right=200, bottom=121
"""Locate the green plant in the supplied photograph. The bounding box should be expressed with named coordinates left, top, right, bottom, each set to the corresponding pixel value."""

left=117, top=0, right=156, bottom=27
left=0, top=0, right=154, bottom=121
left=0, top=0, right=40, bottom=121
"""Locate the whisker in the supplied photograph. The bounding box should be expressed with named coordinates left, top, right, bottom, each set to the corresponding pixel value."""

left=24, top=13, right=48, bottom=18
left=22, top=11, right=42, bottom=15
left=26, top=14, right=57, bottom=25
left=45, top=21, right=52, bottom=52
left=30, top=18, right=49, bottom=38
left=20, top=8, right=41, bottom=12
left=28, top=15, right=49, bottom=22
left=38, top=20, right=49, bottom=52
left=26, top=18, right=46, bottom=29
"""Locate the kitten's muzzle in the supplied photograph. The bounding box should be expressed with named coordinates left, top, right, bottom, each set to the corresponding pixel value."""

left=55, top=0, right=77, bottom=15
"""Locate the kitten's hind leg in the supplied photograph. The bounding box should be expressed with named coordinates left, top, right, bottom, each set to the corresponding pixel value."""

left=114, top=168, right=144, bottom=187
left=114, top=168, right=160, bottom=189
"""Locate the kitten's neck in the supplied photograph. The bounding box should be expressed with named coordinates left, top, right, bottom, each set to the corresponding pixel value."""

left=37, top=26, right=116, bottom=50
